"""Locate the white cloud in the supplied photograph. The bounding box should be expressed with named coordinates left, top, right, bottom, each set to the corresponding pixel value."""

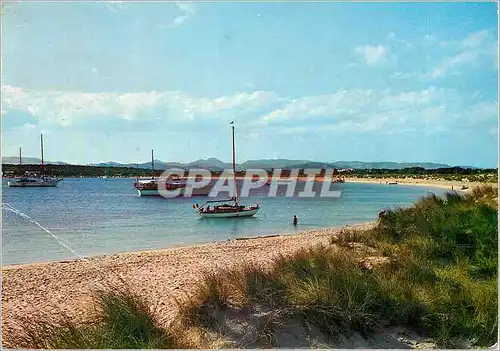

left=261, top=90, right=378, bottom=124
left=355, top=45, right=389, bottom=65
left=430, top=29, right=497, bottom=78
left=163, top=2, right=196, bottom=29
left=387, top=32, right=413, bottom=49
left=430, top=51, right=480, bottom=78
left=461, top=29, right=489, bottom=49
left=259, top=87, right=493, bottom=137
left=2, top=85, right=495, bottom=137
left=1, top=85, right=282, bottom=128
left=176, top=2, right=195, bottom=15
left=379, top=87, right=445, bottom=108
left=260, top=87, right=451, bottom=126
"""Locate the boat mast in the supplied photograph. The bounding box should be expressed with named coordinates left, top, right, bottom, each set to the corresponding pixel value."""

left=19, top=147, right=22, bottom=176
left=40, top=134, right=44, bottom=174
left=151, top=149, right=155, bottom=178
left=231, top=121, right=238, bottom=206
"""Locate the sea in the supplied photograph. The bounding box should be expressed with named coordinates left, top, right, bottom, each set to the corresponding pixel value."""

left=1, top=178, right=448, bottom=266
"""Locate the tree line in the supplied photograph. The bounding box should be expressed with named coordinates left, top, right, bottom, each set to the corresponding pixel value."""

left=2, top=164, right=497, bottom=182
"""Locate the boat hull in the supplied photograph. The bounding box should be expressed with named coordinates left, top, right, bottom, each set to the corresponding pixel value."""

left=137, top=185, right=212, bottom=197
left=8, top=181, right=59, bottom=187
left=197, top=208, right=259, bottom=218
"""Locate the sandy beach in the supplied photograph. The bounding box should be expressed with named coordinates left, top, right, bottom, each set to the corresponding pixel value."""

left=1, top=222, right=373, bottom=347
left=343, top=177, right=497, bottom=192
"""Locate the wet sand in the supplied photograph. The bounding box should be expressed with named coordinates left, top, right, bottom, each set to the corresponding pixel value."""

left=2, top=222, right=374, bottom=347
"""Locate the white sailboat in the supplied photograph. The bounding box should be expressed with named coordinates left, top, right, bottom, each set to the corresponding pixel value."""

left=8, top=135, right=62, bottom=188
left=194, top=122, right=260, bottom=218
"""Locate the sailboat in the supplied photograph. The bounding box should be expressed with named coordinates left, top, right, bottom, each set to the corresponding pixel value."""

left=133, top=150, right=212, bottom=197
left=194, top=122, right=260, bottom=218
left=133, top=150, right=160, bottom=195
left=8, top=134, right=62, bottom=187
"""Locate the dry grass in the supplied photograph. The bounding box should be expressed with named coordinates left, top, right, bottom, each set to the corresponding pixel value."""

left=11, top=283, right=191, bottom=349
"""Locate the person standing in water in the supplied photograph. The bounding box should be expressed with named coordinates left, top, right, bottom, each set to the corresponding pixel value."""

left=293, top=215, right=298, bottom=226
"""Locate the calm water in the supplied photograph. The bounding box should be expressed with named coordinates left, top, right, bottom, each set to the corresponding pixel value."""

left=2, top=178, right=448, bottom=265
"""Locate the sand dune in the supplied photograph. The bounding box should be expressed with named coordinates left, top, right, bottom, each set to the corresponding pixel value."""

left=2, top=223, right=373, bottom=347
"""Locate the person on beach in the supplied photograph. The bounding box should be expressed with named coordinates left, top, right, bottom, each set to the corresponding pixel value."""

left=293, top=215, right=298, bottom=226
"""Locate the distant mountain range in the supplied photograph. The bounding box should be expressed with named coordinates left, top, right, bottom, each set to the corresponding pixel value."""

left=2, top=157, right=68, bottom=165
left=85, top=158, right=465, bottom=170
left=3, top=156, right=468, bottom=170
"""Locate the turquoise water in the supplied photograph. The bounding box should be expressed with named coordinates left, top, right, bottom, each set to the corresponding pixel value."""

left=2, top=178, right=448, bottom=265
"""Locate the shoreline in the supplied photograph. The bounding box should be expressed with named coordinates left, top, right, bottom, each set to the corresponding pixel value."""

left=343, top=177, right=497, bottom=192
left=1, top=223, right=372, bottom=270
left=2, top=222, right=373, bottom=346
left=3, top=174, right=497, bottom=193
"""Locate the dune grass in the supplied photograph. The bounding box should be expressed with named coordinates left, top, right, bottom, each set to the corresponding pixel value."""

left=13, top=284, right=189, bottom=349
left=10, top=185, right=498, bottom=348
left=335, top=185, right=498, bottom=347
left=179, top=185, right=498, bottom=348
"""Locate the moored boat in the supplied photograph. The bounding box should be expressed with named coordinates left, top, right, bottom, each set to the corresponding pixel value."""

left=133, top=150, right=212, bottom=197
left=134, top=177, right=212, bottom=196
left=194, top=198, right=259, bottom=218
left=194, top=121, right=259, bottom=218
left=7, top=135, right=62, bottom=188
left=8, top=173, right=61, bottom=187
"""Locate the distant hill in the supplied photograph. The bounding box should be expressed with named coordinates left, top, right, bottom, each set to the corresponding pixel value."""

left=3, top=156, right=454, bottom=170
left=328, top=161, right=451, bottom=170
left=2, top=157, right=68, bottom=165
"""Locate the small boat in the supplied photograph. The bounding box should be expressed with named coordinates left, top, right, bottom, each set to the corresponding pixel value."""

left=194, top=198, right=259, bottom=218
left=388, top=181, right=398, bottom=185
left=194, top=122, right=259, bottom=218
left=8, top=135, right=62, bottom=188
left=8, top=172, right=61, bottom=187
left=135, top=176, right=212, bottom=196
left=101, top=168, right=109, bottom=179
left=133, top=150, right=211, bottom=197
left=461, top=185, right=469, bottom=190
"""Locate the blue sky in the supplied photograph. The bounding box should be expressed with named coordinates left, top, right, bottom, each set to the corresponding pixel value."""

left=2, top=2, right=498, bottom=167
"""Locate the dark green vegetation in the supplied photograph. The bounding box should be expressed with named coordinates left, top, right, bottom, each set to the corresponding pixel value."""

left=334, top=185, right=498, bottom=347
left=2, top=163, right=497, bottom=183
left=2, top=164, right=155, bottom=178
left=10, top=186, right=498, bottom=348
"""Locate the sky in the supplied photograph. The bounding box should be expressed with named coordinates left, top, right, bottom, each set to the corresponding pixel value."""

left=1, top=1, right=498, bottom=167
